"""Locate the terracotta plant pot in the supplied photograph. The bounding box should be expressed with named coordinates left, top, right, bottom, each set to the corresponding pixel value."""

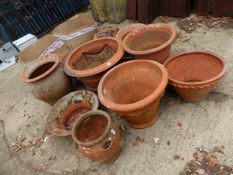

left=20, top=54, right=72, bottom=105
left=72, top=110, right=123, bottom=164
left=164, top=51, right=227, bottom=102
left=115, top=23, right=145, bottom=42
left=49, top=90, right=99, bottom=137
left=94, top=26, right=119, bottom=39
left=98, top=60, right=168, bottom=129
left=64, top=38, right=124, bottom=91
left=122, top=23, right=176, bottom=63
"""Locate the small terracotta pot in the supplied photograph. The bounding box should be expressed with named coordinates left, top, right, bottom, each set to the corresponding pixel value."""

left=94, top=26, right=119, bottom=39
left=20, top=54, right=72, bottom=105
left=123, top=24, right=176, bottom=63
left=50, top=90, right=99, bottom=137
left=72, top=110, right=123, bottom=164
left=164, top=51, right=227, bottom=102
left=115, top=23, right=145, bottom=42
left=64, top=37, right=124, bottom=91
left=98, top=60, right=168, bottom=129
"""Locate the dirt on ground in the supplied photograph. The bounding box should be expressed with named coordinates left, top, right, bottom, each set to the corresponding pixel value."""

left=132, top=136, right=145, bottom=146
left=155, top=15, right=233, bottom=33
left=177, top=16, right=233, bottom=33
left=180, top=147, right=233, bottom=175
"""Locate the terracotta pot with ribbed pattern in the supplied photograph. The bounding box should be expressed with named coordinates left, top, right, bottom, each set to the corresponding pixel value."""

left=164, top=51, right=227, bottom=102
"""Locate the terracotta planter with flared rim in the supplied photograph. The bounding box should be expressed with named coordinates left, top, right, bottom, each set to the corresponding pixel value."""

left=64, top=37, right=124, bottom=91
left=164, top=51, right=227, bottom=102
left=115, top=23, right=145, bottom=42
left=49, top=90, right=99, bottom=137
left=72, top=110, right=123, bottom=164
left=20, top=54, right=72, bottom=105
left=98, top=60, right=168, bottom=129
left=94, top=26, right=119, bottom=39
left=122, top=23, right=176, bottom=63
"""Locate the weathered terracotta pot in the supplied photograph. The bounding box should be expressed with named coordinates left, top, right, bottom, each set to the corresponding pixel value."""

left=50, top=90, right=99, bottom=137
left=94, top=26, right=119, bottom=39
left=64, top=37, right=124, bottom=91
left=98, top=60, right=168, bottom=129
left=72, top=110, right=123, bottom=164
left=164, top=51, right=227, bottom=102
left=115, top=23, right=145, bottom=42
left=59, top=102, right=91, bottom=129
left=123, top=23, right=176, bottom=63
left=20, top=54, right=72, bottom=105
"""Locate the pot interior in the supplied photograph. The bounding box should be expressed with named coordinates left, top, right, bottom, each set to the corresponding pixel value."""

left=71, top=43, right=117, bottom=71
left=127, top=29, right=170, bottom=51
left=76, top=115, right=108, bottom=143
left=29, top=62, right=55, bottom=79
left=102, top=61, right=163, bottom=104
left=60, top=103, right=91, bottom=130
left=166, top=53, right=224, bottom=83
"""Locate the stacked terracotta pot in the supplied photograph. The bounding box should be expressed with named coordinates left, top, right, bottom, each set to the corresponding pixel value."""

left=20, top=22, right=227, bottom=164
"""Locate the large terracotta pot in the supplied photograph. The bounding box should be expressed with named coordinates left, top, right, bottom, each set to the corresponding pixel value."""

left=115, top=23, right=145, bottom=42
left=122, top=23, right=176, bottom=63
left=72, top=110, right=123, bottom=164
left=20, top=54, right=72, bottom=105
left=98, top=60, right=168, bottom=129
left=49, top=90, right=99, bottom=137
left=64, top=37, right=124, bottom=91
left=164, top=51, right=227, bottom=102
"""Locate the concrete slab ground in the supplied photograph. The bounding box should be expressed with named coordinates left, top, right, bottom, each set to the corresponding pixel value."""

left=0, top=15, right=233, bottom=175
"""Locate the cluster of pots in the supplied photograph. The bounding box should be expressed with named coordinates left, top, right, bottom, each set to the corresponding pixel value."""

left=20, top=23, right=227, bottom=164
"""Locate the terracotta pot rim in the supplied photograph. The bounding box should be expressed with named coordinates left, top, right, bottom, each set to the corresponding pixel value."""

left=54, top=90, right=99, bottom=111
left=51, top=90, right=99, bottom=137
left=98, top=60, right=168, bottom=112
left=163, top=50, right=227, bottom=88
left=115, top=23, right=145, bottom=41
left=72, top=110, right=111, bottom=147
left=59, top=102, right=91, bottom=130
left=64, top=37, right=124, bottom=77
left=122, top=23, right=176, bottom=55
left=20, top=54, right=60, bottom=83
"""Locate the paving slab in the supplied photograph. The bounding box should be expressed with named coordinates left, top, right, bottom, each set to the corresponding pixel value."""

left=0, top=16, right=233, bottom=175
